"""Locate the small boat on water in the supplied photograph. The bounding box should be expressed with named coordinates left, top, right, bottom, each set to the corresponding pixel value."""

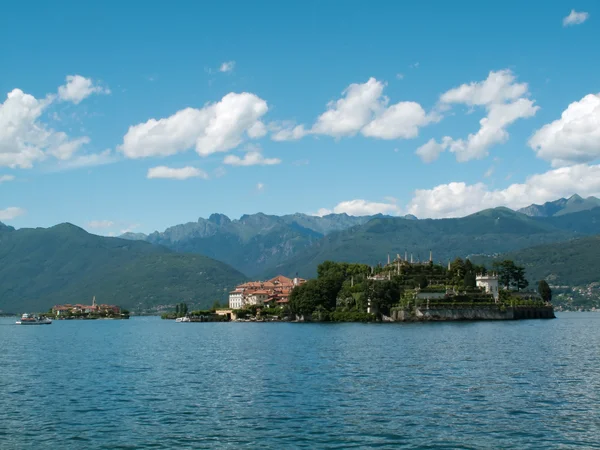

left=175, top=316, right=191, bottom=323
left=16, top=313, right=52, bottom=325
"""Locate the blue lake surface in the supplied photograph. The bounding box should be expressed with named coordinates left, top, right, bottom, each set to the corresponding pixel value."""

left=1, top=313, right=600, bottom=449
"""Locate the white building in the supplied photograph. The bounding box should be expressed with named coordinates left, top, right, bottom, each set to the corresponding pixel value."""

left=229, top=290, right=244, bottom=309
left=245, top=290, right=269, bottom=306
left=476, top=274, right=499, bottom=302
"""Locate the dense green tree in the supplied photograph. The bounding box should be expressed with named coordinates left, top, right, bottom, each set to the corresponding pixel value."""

left=513, top=267, right=529, bottom=291
left=464, top=271, right=476, bottom=289
left=493, top=260, right=515, bottom=289
left=289, top=279, right=324, bottom=316
left=538, top=280, right=552, bottom=303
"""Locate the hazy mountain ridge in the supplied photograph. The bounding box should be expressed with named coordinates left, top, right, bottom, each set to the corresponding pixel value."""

left=517, top=194, right=600, bottom=217
left=120, top=212, right=383, bottom=276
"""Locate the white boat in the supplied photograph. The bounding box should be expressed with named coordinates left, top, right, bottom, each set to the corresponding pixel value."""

left=175, top=316, right=191, bottom=322
left=16, top=313, right=52, bottom=325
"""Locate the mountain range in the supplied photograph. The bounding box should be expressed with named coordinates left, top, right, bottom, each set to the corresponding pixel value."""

left=3, top=194, right=600, bottom=313
left=121, top=197, right=600, bottom=279
left=517, top=194, right=600, bottom=217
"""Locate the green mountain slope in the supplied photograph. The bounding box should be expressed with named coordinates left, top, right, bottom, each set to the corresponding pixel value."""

left=470, top=235, right=600, bottom=287
left=266, top=208, right=586, bottom=279
left=0, top=223, right=245, bottom=314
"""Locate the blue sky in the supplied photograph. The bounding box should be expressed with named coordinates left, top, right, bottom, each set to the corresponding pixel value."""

left=1, top=0, right=599, bottom=235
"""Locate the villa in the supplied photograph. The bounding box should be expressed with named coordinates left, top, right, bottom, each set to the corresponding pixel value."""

left=229, top=275, right=306, bottom=309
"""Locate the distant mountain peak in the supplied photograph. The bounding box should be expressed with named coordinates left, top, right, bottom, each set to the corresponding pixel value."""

left=0, top=221, right=15, bottom=232
left=207, top=213, right=231, bottom=225
left=518, top=194, right=600, bottom=217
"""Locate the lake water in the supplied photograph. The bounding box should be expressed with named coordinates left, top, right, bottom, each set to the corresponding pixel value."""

left=1, top=313, right=599, bottom=449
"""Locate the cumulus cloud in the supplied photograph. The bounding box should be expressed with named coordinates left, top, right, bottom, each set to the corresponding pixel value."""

left=270, top=123, right=307, bottom=141
left=316, top=199, right=401, bottom=216
left=58, top=75, right=110, bottom=104
left=273, top=77, right=435, bottom=142
left=406, top=164, right=600, bottom=218
left=312, top=78, right=386, bottom=137
left=120, top=92, right=268, bottom=158
left=147, top=166, right=209, bottom=180
left=223, top=151, right=281, bottom=166
left=0, top=88, right=90, bottom=168
left=429, top=70, right=539, bottom=162
left=219, top=61, right=236, bottom=73
left=0, top=175, right=15, bottom=183
left=440, top=70, right=529, bottom=106
left=256, top=182, right=265, bottom=191
left=416, top=138, right=449, bottom=163
left=529, top=93, right=600, bottom=167
left=563, top=10, right=589, bottom=26
left=87, top=220, right=115, bottom=229
left=362, top=101, right=435, bottom=139
left=0, top=207, right=25, bottom=221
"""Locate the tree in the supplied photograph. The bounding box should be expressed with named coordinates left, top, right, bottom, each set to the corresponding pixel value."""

left=513, top=267, right=529, bottom=291
left=538, top=280, right=552, bottom=303
left=464, top=271, right=476, bottom=289
left=493, top=260, right=516, bottom=289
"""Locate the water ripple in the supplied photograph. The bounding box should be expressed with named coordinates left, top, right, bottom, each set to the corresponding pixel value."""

left=2, top=314, right=600, bottom=448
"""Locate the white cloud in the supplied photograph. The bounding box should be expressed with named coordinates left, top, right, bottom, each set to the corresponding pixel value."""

left=223, top=151, right=281, bottom=166
left=219, top=61, right=236, bottom=73
left=322, top=199, right=401, bottom=216
left=440, top=70, right=528, bottom=106
left=147, top=166, right=209, bottom=180
left=384, top=196, right=398, bottom=203
left=529, top=93, right=600, bottom=167
left=431, top=70, right=538, bottom=162
left=446, top=98, right=538, bottom=162
left=563, top=10, right=589, bottom=26
left=416, top=138, right=448, bottom=163
left=396, top=73, right=404, bottom=80
left=0, top=88, right=90, bottom=168
left=362, top=101, right=435, bottom=139
left=313, top=208, right=333, bottom=217
left=0, top=175, right=15, bottom=183
left=0, top=207, right=25, bottom=221
left=256, top=182, right=265, bottom=191
left=87, top=220, right=115, bottom=229
left=270, top=123, right=307, bottom=141
left=484, top=166, right=494, bottom=178
left=120, top=92, right=268, bottom=158
left=58, top=75, right=110, bottom=104
left=410, top=62, right=420, bottom=69
left=312, top=77, right=386, bottom=137
left=51, top=149, right=118, bottom=171
left=273, top=77, right=434, bottom=142
left=406, top=164, right=600, bottom=218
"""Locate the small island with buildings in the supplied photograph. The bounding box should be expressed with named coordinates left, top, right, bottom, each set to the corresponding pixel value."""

left=212, top=252, right=555, bottom=322
left=49, top=297, right=129, bottom=319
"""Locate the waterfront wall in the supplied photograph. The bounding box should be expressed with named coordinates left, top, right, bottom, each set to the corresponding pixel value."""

left=391, top=305, right=555, bottom=322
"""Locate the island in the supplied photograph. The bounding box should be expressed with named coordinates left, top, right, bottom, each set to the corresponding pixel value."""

left=217, top=255, right=554, bottom=322
left=46, top=297, right=130, bottom=320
